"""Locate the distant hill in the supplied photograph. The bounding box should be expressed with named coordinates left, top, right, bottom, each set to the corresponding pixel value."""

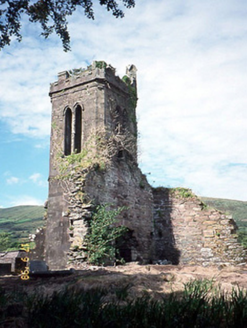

left=0, top=205, right=45, bottom=251
left=200, top=197, right=247, bottom=228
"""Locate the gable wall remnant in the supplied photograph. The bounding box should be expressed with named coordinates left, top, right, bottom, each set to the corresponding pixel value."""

left=153, top=188, right=245, bottom=266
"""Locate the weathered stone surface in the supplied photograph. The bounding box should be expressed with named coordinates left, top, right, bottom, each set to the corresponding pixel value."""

left=152, top=187, right=246, bottom=265
left=45, top=62, right=144, bottom=269
left=30, top=260, right=48, bottom=273
left=43, top=61, right=246, bottom=270
left=84, top=162, right=154, bottom=263
left=0, top=251, right=29, bottom=274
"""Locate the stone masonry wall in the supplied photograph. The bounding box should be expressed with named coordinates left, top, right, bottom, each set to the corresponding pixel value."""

left=44, top=61, right=246, bottom=269
left=153, top=187, right=246, bottom=266
left=45, top=62, right=142, bottom=269
left=64, top=156, right=154, bottom=265
left=84, top=159, right=154, bottom=263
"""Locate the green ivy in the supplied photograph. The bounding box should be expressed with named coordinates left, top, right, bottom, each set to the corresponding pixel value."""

left=122, top=75, right=131, bottom=85
left=122, top=75, right=138, bottom=126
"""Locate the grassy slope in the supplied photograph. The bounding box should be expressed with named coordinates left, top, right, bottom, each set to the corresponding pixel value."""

left=0, top=205, right=45, bottom=248
left=201, top=197, right=247, bottom=228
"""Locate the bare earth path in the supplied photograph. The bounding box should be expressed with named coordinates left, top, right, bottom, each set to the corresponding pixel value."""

left=1, top=263, right=247, bottom=298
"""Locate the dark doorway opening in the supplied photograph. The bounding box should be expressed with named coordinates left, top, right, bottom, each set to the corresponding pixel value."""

left=116, top=229, right=138, bottom=263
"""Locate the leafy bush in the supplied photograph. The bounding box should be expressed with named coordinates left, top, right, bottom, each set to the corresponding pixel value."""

left=85, top=204, right=128, bottom=265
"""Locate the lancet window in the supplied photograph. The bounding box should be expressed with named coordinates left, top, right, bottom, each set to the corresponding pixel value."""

left=64, top=105, right=83, bottom=155
left=74, top=105, right=82, bottom=153
left=64, top=108, right=72, bottom=156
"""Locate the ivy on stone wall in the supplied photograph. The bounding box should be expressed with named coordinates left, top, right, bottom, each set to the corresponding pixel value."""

left=56, top=129, right=136, bottom=181
left=122, top=75, right=138, bottom=124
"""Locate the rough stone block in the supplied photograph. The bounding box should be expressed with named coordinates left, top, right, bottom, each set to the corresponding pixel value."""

left=30, top=260, right=48, bottom=272
left=203, top=230, right=215, bottom=237
left=0, top=263, right=12, bottom=275
left=203, top=221, right=217, bottom=226
left=220, top=220, right=230, bottom=225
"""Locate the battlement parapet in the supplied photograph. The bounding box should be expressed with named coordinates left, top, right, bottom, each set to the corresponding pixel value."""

left=49, top=61, right=136, bottom=96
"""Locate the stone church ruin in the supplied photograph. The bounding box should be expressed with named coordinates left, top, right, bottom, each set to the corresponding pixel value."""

left=43, top=61, right=246, bottom=269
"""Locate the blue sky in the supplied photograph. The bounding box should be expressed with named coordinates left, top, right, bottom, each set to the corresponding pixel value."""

left=0, top=0, right=247, bottom=208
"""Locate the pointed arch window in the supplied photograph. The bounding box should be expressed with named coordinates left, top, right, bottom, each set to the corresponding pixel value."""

left=74, top=105, right=82, bottom=153
left=64, top=108, right=72, bottom=156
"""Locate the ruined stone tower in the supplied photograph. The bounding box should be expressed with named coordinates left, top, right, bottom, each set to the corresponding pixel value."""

left=45, top=61, right=154, bottom=269
left=45, top=61, right=246, bottom=270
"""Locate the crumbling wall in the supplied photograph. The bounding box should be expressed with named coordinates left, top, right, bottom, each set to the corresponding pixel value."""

left=153, top=187, right=246, bottom=266
left=84, top=160, right=154, bottom=263
left=46, top=61, right=144, bottom=269
left=45, top=61, right=246, bottom=270
left=63, top=153, right=154, bottom=265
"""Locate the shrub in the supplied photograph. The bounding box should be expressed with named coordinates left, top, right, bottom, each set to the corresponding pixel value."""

left=85, top=204, right=128, bottom=265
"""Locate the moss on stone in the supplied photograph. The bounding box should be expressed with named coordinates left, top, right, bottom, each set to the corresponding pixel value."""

left=169, top=187, right=194, bottom=198
left=95, top=61, right=107, bottom=69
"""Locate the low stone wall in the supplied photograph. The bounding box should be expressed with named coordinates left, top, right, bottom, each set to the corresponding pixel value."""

left=153, top=187, right=246, bottom=266
left=0, top=251, right=28, bottom=274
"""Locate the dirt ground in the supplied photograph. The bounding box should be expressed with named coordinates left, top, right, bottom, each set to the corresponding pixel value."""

left=1, top=263, right=247, bottom=298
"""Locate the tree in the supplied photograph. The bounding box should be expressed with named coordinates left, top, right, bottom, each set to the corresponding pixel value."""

left=0, top=0, right=135, bottom=51
left=0, top=231, right=18, bottom=251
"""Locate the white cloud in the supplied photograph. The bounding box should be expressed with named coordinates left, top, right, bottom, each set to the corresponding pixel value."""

left=29, top=173, right=42, bottom=183
left=6, top=176, right=20, bottom=185
left=10, top=195, right=44, bottom=207
left=34, top=140, right=50, bottom=149
left=29, top=173, right=47, bottom=187
left=0, top=0, right=246, bottom=201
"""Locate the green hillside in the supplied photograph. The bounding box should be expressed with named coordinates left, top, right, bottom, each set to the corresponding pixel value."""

left=0, top=205, right=45, bottom=251
left=201, top=197, right=247, bottom=247
left=201, top=197, right=247, bottom=227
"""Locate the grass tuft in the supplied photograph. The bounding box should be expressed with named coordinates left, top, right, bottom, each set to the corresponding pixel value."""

left=1, top=279, right=247, bottom=327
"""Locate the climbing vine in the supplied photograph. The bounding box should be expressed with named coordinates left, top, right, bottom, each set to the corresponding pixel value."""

left=55, top=128, right=137, bottom=181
